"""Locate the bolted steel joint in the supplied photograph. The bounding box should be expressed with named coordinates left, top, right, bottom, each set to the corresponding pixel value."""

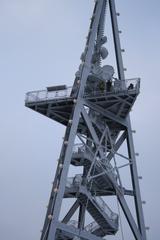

left=59, top=163, right=63, bottom=169
left=68, top=119, right=73, bottom=124
left=48, top=214, right=53, bottom=220
left=54, top=188, right=58, bottom=193
left=64, top=141, right=68, bottom=145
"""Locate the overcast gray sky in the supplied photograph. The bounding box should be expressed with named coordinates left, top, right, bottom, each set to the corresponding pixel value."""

left=0, top=0, right=160, bottom=239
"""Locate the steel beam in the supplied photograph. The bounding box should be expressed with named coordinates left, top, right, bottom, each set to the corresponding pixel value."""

left=57, top=222, right=103, bottom=240
left=126, top=122, right=147, bottom=240
left=117, top=193, right=142, bottom=240
left=84, top=99, right=127, bottom=127
left=107, top=131, right=126, bottom=161
left=62, top=200, right=79, bottom=224
left=78, top=203, right=86, bottom=230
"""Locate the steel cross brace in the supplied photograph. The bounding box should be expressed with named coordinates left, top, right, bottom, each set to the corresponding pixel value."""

left=79, top=108, right=141, bottom=240
left=84, top=99, right=127, bottom=127
left=82, top=116, right=143, bottom=240
left=107, top=130, right=127, bottom=161
left=62, top=200, right=79, bottom=224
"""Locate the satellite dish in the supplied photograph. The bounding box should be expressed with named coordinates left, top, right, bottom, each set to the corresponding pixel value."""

left=101, top=36, right=107, bottom=44
left=102, top=65, right=114, bottom=80
left=100, top=47, right=108, bottom=59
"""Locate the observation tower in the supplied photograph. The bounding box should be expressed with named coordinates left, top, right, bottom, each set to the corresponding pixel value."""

left=25, top=1, right=147, bottom=239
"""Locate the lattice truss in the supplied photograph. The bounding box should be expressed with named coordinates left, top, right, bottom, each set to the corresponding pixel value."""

left=25, top=0, right=147, bottom=240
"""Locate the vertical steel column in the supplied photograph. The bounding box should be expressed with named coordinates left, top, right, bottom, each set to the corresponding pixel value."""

left=109, top=0, right=147, bottom=239
left=44, top=1, right=105, bottom=239
left=109, top=0, right=125, bottom=80
left=126, top=125, right=147, bottom=240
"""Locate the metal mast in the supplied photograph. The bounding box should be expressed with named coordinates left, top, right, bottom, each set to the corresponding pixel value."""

left=25, top=0, right=147, bottom=239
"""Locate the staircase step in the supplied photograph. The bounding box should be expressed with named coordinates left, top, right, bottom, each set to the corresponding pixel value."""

left=78, top=186, right=118, bottom=235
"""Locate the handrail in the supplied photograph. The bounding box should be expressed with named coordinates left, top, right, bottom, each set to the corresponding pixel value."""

left=25, top=87, right=72, bottom=103
left=66, top=174, right=118, bottom=222
left=85, top=221, right=99, bottom=232
left=72, top=143, right=85, bottom=153
left=66, top=174, right=82, bottom=188
left=92, top=195, right=118, bottom=221
left=68, top=220, right=99, bottom=233
left=25, top=78, right=140, bottom=103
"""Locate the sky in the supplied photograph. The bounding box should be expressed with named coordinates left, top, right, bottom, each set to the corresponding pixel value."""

left=0, top=0, right=160, bottom=239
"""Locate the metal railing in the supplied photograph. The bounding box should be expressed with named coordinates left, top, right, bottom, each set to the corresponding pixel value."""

left=25, top=78, right=140, bottom=103
left=72, top=143, right=85, bottom=154
left=92, top=195, right=118, bottom=221
left=84, top=78, right=140, bottom=97
left=85, top=221, right=100, bottom=232
left=68, top=220, right=100, bottom=233
left=72, top=144, right=117, bottom=182
left=25, top=87, right=72, bottom=103
left=66, top=175, right=118, bottom=222
left=66, top=174, right=82, bottom=188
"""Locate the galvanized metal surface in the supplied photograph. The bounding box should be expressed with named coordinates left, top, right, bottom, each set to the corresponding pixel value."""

left=25, top=0, right=146, bottom=239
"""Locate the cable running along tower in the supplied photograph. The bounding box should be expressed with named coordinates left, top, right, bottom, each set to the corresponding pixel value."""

left=25, top=0, right=147, bottom=239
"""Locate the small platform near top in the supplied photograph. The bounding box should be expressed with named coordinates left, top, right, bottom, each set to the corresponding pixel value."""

left=25, top=78, right=140, bottom=126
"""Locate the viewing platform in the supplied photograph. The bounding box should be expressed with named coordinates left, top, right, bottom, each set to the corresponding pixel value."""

left=25, top=78, right=140, bottom=126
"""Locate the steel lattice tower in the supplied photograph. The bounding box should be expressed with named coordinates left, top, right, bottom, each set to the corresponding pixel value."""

left=25, top=1, right=147, bottom=239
